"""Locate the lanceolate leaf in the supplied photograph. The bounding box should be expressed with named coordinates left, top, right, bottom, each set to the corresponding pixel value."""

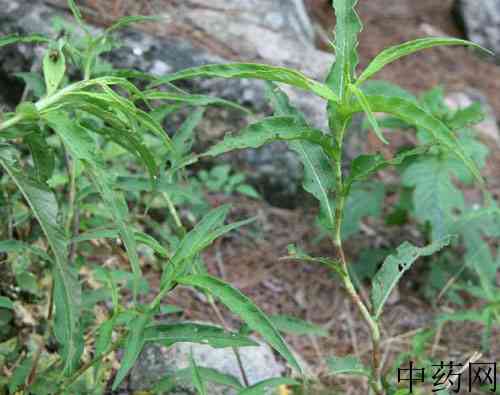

left=237, top=378, right=299, bottom=395
left=328, top=0, right=363, bottom=97
left=0, top=33, right=49, bottom=48
left=177, top=275, right=302, bottom=374
left=144, top=322, right=258, bottom=348
left=352, top=95, right=484, bottom=186
left=0, top=160, right=82, bottom=375
left=203, top=117, right=332, bottom=158
left=264, top=83, right=338, bottom=231
left=371, top=236, right=454, bottom=319
left=154, top=63, right=339, bottom=102
left=161, top=205, right=229, bottom=288
left=112, top=313, right=150, bottom=390
left=24, top=132, right=55, bottom=182
left=47, top=114, right=143, bottom=300
left=289, top=141, right=336, bottom=231
left=327, top=355, right=369, bottom=376
left=190, top=352, right=207, bottom=395
left=349, top=84, right=388, bottom=144
left=268, top=315, right=328, bottom=337
left=105, top=15, right=162, bottom=34
left=345, top=146, right=430, bottom=193
left=357, top=37, right=492, bottom=85
left=143, top=91, right=249, bottom=113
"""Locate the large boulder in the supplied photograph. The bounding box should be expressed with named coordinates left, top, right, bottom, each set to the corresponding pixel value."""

left=0, top=0, right=335, bottom=207
left=126, top=339, right=286, bottom=394
left=455, top=0, right=500, bottom=61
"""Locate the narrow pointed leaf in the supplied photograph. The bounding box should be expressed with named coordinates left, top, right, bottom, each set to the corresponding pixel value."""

left=112, top=313, right=150, bottom=390
left=327, top=0, right=362, bottom=97
left=143, top=91, right=249, bottom=113
left=350, top=84, right=387, bottom=144
left=144, top=322, right=258, bottom=348
left=345, top=146, right=430, bottom=193
left=268, top=315, right=328, bottom=337
left=25, top=132, right=55, bottom=182
left=371, top=236, right=454, bottom=319
left=190, top=351, right=207, bottom=395
left=352, top=95, right=485, bottom=186
left=46, top=113, right=143, bottom=299
left=154, top=63, right=339, bottom=102
left=289, top=140, right=336, bottom=230
left=327, top=355, right=369, bottom=376
left=0, top=160, right=82, bottom=375
left=237, top=378, right=299, bottom=395
left=177, top=275, right=302, bottom=374
left=202, top=116, right=331, bottom=158
left=357, top=37, right=492, bottom=85
left=105, top=15, right=162, bottom=34
left=0, top=33, right=49, bottom=48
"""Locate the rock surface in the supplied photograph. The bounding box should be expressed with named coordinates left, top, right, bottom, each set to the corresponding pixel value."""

left=126, top=339, right=285, bottom=394
left=0, top=0, right=335, bottom=208
left=455, top=0, right=500, bottom=60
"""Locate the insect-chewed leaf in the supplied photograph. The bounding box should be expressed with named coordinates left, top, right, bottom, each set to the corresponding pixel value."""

left=112, top=313, right=150, bottom=390
left=268, top=315, right=328, bottom=337
left=144, top=322, right=258, bottom=348
left=352, top=95, right=485, bottom=187
left=327, top=0, right=363, bottom=97
left=357, top=37, right=492, bottom=85
left=203, top=116, right=331, bottom=158
left=237, top=378, right=299, bottom=395
left=349, top=84, right=387, bottom=144
left=143, top=91, right=249, bottom=113
left=0, top=33, right=49, bottom=48
left=0, top=160, right=82, bottom=375
left=371, top=236, right=454, bottom=319
left=177, top=275, right=302, bottom=374
left=43, top=47, right=66, bottom=96
left=154, top=63, right=339, bottom=102
left=327, top=355, right=369, bottom=376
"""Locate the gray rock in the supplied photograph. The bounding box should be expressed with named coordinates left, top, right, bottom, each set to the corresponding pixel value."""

left=0, top=0, right=335, bottom=207
left=455, top=0, right=500, bottom=60
left=127, top=339, right=285, bottom=394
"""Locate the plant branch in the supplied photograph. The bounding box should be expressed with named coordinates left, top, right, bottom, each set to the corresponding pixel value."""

left=331, top=117, right=384, bottom=395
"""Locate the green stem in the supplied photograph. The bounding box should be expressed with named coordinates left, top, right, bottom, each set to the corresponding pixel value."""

left=162, top=191, right=184, bottom=236
left=331, top=117, right=384, bottom=395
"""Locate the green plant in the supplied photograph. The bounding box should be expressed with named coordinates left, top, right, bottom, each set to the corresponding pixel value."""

left=150, top=1, right=498, bottom=393
left=0, top=2, right=306, bottom=394
left=196, top=164, right=260, bottom=198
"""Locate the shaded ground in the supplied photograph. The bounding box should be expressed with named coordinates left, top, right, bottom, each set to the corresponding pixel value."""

left=47, top=1, right=500, bottom=393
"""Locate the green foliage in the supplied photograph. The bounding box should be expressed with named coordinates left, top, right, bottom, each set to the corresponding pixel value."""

left=0, top=0, right=495, bottom=394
